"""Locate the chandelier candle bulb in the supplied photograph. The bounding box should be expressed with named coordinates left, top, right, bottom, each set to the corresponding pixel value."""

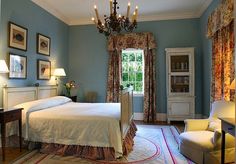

left=91, top=17, right=97, bottom=25
left=110, top=0, right=113, bottom=15
left=94, top=5, right=100, bottom=20
left=126, top=2, right=130, bottom=18
left=132, top=11, right=136, bottom=22
left=135, top=6, right=138, bottom=19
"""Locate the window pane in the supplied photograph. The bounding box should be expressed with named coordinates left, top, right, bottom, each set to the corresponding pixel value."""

left=122, top=81, right=129, bottom=88
left=129, top=53, right=135, bottom=62
left=122, top=62, right=128, bottom=72
left=129, top=62, right=136, bottom=72
left=129, top=73, right=135, bottom=81
left=136, top=53, right=143, bottom=62
left=135, top=82, right=143, bottom=92
left=136, top=73, right=143, bottom=81
left=122, top=53, right=128, bottom=62
left=136, top=62, right=143, bottom=72
left=122, top=73, right=128, bottom=81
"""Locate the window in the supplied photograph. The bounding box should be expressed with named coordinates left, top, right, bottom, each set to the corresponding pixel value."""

left=121, top=49, right=144, bottom=95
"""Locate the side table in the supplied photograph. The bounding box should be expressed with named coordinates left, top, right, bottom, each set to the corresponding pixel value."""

left=0, top=108, right=23, bottom=161
left=69, top=96, right=77, bottom=102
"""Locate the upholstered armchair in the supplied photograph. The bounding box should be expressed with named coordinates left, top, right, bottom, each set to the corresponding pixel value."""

left=179, top=100, right=235, bottom=164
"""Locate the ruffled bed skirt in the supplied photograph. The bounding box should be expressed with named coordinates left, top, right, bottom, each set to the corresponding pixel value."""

left=29, top=121, right=137, bottom=161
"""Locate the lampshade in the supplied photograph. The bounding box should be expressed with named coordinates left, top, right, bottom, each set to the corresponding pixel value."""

left=230, top=79, right=235, bottom=90
left=53, top=68, right=66, bottom=77
left=0, top=60, right=9, bottom=73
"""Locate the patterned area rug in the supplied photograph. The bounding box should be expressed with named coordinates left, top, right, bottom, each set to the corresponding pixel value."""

left=12, top=125, right=194, bottom=164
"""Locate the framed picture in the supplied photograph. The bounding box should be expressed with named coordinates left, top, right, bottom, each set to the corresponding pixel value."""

left=37, top=33, right=51, bottom=56
left=9, top=53, right=27, bottom=79
left=37, top=59, right=51, bottom=80
left=9, top=22, right=28, bottom=51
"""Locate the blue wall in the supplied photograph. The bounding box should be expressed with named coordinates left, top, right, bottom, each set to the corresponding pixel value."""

left=0, top=0, right=69, bottom=106
left=200, top=0, right=220, bottom=116
left=0, top=0, right=219, bottom=117
left=68, top=19, right=202, bottom=114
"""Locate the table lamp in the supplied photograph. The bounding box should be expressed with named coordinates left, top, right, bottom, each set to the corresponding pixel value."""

left=0, top=60, right=9, bottom=73
left=230, top=79, right=235, bottom=90
left=53, top=68, right=66, bottom=85
left=0, top=60, right=9, bottom=111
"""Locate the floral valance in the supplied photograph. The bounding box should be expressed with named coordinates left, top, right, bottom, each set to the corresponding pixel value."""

left=107, top=32, right=157, bottom=51
left=207, top=0, right=233, bottom=38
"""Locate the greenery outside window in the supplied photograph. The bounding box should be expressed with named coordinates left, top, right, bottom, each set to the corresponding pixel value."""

left=121, top=49, right=144, bottom=95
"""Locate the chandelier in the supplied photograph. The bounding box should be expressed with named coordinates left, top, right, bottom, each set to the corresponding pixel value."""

left=91, top=0, right=138, bottom=37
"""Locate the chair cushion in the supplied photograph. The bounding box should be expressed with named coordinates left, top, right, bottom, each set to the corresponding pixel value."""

left=179, top=131, right=215, bottom=151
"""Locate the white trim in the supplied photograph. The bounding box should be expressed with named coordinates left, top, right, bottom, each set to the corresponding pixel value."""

left=31, top=0, right=213, bottom=26
left=133, top=113, right=144, bottom=120
left=133, top=113, right=167, bottom=121
left=133, top=113, right=207, bottom=121
left=195, top=114, right=203, bottom=119
left=31, top=0, right=71, bottom=25
left=69, top=13, right=198, bottom=25
left=195, top=0, right=213, bottom=17
left=156, top=113, right=167, bottom=122
left=133, top=94, right=144, bottom=97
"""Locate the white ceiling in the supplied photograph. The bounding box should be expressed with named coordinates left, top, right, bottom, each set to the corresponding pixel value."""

left=32, top=0, right=213, bottom=25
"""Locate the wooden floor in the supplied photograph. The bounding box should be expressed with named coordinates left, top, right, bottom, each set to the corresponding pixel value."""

left=1, top=148, right=28, bottom=164
left=1, top=121, right=184, bottom=163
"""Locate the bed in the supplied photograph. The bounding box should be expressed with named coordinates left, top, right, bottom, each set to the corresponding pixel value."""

left=3, top=85, right=136, bottom=160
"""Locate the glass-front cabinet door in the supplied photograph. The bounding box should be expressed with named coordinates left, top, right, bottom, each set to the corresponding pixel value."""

left=170, top=55, right=189, bottom=72
left=171, top=75, right=189, bottom=93
left=167, top=52, right=193, bottom=96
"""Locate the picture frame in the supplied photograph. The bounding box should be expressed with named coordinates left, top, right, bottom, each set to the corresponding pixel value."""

left=37, top=33, right=51, bottom=56
left=9, top=22, right=28, bottom=51
left=9, top=53, right=27, bottom=79
left=37, top=59, right=51, bottom=80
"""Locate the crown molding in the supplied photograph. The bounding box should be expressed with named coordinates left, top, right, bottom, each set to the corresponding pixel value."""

left=32, top=0, right=71, bottom=25
left=32, top=0, right=213, bottom=26
left=195, top=0, right=213, bottom=17
left=69, top=12, right=199, bottom=26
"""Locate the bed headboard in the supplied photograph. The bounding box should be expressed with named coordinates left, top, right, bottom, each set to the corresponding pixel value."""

left=37, top=86, right=58, bottom=99
left=3, top=85, right=58, bottom=109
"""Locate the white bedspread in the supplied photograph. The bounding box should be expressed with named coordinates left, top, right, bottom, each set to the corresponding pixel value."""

left=21, top=102, right=123, bottom=156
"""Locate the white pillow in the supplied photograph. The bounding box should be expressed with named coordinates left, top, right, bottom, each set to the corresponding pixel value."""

left=14, top=96, right=72, bottom=113
left=208, top=118, right=221, bottom=131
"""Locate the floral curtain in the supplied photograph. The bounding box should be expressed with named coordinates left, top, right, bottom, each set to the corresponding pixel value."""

left=106, top=32, right=157, bottom=122
left=106, top=50, right=122, bottom=102
left=207, top=0, right=235, bottom=101
left=211, top=21, right=234, bottom=101
left=207, top=0, right=233, bottom=38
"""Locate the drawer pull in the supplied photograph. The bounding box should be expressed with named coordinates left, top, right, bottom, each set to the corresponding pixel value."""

left=228, top=127, right=234, bottom=131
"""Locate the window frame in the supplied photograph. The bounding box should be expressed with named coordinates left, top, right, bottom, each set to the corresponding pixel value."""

left=121, top=49, right=145, bottom=95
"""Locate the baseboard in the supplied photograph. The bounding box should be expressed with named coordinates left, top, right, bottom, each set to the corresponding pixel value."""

left=195, top=114, right=202, bottom=119
left=133, top=113, right=144, bottom=120
left=134, top=113, right=207, bottom=121
left=134, top=113, right=167, bottom=121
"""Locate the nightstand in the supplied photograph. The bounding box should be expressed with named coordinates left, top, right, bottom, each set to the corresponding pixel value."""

left=69, top=96, right=77, bottom=102
left=0, top=108, right=23, bottom=161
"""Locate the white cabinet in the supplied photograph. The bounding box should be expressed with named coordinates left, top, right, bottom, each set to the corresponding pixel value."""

left=165, top=47, right=195, bottom=123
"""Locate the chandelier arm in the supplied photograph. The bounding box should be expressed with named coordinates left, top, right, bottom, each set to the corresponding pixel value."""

left=92, top=0, right=138, bottom=37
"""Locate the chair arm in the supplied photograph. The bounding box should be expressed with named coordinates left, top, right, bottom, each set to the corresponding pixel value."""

left=212, top=129, right=235, bottom=148
left=184, top=119, right=209, bottom=132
